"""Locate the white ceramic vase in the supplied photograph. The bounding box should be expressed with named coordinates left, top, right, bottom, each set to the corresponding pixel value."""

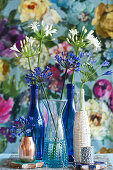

left=73, top=89, right=90, bottom=162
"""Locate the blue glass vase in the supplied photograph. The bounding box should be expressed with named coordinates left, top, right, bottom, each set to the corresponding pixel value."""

left=63, top=84, right=76, bottom=162
left=42, top=100, right=68, bottom=168
left=26, top=84, right=45, bottom=160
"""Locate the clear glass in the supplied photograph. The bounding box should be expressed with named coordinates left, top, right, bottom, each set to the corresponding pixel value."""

left=42, top=100, right=68, bottom=168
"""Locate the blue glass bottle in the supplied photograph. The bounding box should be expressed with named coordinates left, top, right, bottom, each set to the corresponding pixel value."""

left=26, top=84, right=45, bottom=160
left=63, top=84, right=76, bottom=162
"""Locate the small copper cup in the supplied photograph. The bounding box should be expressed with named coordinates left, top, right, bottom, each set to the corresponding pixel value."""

left=19, top=136, right=35, bottom=162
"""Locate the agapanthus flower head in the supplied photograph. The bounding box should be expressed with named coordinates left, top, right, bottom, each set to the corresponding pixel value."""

left=10, top=36, right=38, bottom=58
left=55, top=52, right=80, bottom=71
left=28, top=21, right=57, bottom=39
left=67, top=26, right=101, bottom=51
left=9, top=116, right=35, bottom=137
left=25, top=66, right=53, bottom=86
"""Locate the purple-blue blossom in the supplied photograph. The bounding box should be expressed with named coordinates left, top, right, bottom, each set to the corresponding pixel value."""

left=55, top=52, right=80, bottom=71
left=25, top=66, right=53, bottom=86
left=101, top=60, right=110, bottom=67
left=103, top=70, right=113, bottom=75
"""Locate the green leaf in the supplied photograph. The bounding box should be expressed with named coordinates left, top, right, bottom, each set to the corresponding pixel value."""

left=8, top=9, right=17, bottom=23
left=0, top=0, right=8, bottom=11
left=76, top=82, right=92, bottom=100
left=0, top=135, right=7, bottom=153
left=2, top=76, right=24, bottom=98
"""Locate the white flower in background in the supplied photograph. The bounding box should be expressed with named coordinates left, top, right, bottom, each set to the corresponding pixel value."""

left=43, top=9, right=62, bottom=25
left=28, top=21, right=39, bottom=32
left=44, top=24, right=57, bottom=36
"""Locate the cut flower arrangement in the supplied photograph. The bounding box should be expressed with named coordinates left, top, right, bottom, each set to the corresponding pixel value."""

left=2, top=21, right=112, bottom=167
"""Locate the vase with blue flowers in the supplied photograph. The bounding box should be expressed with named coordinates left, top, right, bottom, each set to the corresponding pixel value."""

left=10, top=21, right=57, bottom=160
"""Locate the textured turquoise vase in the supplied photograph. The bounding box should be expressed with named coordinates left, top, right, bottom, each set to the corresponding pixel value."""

left=43, top=100, right=68, bottom=168
left=63, top=84, right=76, bottom=162
left=26, top=84, right=45, bottom=160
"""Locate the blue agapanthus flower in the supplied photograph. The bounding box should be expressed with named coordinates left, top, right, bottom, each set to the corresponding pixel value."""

left=10, top=116, right=34, bottom=137
left=55, top=52, right=80, bottom=71
left=25, top=66, right=53, bottom=86
left=103, top=70, right=113, bottom=76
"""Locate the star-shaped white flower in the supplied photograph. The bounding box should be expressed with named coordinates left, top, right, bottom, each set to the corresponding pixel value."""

left=28, top=21, right=39, bottom=32
left=44, top=25, right=57, bottom=36
left=86, top=30, right=101, bottom=51
left=10, top=44, right=20, bottom=53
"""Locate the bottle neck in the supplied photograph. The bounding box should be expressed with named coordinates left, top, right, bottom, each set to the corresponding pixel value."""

left=30, top=84, right=39, bottom=105
left=76, top=89, right=85, bottom=111
left=67, top=84, right=74, bottom=101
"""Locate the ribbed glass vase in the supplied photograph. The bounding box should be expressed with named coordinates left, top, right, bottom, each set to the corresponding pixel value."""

left=42, top=99, right=68, bottom=168
left=26, top=84, right=45, bottom=160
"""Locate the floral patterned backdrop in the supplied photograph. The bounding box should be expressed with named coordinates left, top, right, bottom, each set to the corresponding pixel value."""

left=0, top=0, right=113, bottom=154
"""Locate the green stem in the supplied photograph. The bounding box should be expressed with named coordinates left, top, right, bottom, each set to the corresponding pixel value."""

left=28, top=56, right=31, bottom=70
left=41, top=83, right=57, bottom=133
left=38, top=39, right=42, bottom=67
left=71, top=47, right=79, bottom=84
left=60, top=68, right=68, bottom=100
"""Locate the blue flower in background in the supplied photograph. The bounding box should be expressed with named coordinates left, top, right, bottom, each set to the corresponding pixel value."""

left=66, top=1, right=94, bottom=32
left=103, top=48, right=113, bottom=60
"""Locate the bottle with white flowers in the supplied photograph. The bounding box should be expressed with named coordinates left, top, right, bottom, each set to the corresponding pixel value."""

left=73, top=89, right=90, bottom=162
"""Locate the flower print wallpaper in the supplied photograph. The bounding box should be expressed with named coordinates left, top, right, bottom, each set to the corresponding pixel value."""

left=0, top=0, right=113, bottom=154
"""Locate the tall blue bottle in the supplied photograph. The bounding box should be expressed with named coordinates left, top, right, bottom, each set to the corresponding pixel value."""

left=26, top=84, right=45, bottom=160
left=63, top=84, right=76, bottom=162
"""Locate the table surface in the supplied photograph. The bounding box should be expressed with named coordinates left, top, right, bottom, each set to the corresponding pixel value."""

left=0, top=154, right=113, bottom=169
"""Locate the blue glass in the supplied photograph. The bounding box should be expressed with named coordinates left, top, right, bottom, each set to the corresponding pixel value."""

left=63, top=84, right=76, bottom=162
left=42, top=100, right=68, bottom=168
left=26, top=84, right=45, bottom=160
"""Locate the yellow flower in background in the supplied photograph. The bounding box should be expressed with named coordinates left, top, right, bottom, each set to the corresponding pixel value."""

left=43, top=9, right=62, bottom=25
left=18, top=0, right=51, bottom=22
left=92, top=3, right=113, bottom=38
left=85, top=99, right=109, bottom=139
left=0, top=60, right=10, bottom=82
left=0, top=59, right=10, bottom=82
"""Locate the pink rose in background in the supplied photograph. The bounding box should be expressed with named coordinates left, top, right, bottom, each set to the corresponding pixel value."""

left=109, top=90, right=113, bottom=112
left=93, top=79, right=112, bottom=100
left=49, top=41, right=72, bottom=58
left=0, top=95, right=14, bottom=123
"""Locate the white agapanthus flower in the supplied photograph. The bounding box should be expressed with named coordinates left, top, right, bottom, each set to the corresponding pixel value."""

left=10, top=44, right=20, bottom=53
left=28, top=21, right=39, bottom=32
left=86, top=30, right=101, bottom=51
left=44, top=24, right=57, bottom=36
left=10, top=36, right=38, bottom=57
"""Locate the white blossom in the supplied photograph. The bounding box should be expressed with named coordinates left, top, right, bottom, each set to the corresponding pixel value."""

left=44, top=24, right=57, bottom=36
left=28, top=21, right=39, bottom=32
left=10, top=44, right=20, bottom=53
left=69, top=28, right=78, bottom=37
left=82, top=26, right=87, bottom=33
left=86, top=30, right=101, bottom=51
left=25, top=36, right=35, bottom=47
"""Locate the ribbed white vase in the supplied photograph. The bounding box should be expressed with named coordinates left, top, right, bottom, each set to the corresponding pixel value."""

left=73, top=89, right=90, bottom=162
